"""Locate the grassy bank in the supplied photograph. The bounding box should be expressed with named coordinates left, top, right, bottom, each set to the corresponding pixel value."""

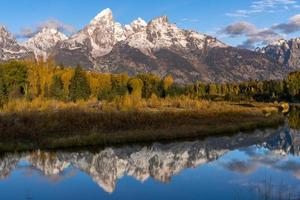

left=0, top=98, right=284, bottom=152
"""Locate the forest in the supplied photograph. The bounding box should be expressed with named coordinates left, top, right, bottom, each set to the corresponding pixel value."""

left=0, top=59, right=295, bottom=150
left=0, top=60, right=299, bottom=109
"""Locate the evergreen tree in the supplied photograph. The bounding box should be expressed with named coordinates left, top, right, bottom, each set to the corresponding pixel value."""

left=69, top=65, right=91, bottom=101
left=0, top=76, right=7, bottom=106
left=1, top=61, right=27, bottom=98
left=49, top=75, right=64, bottom=100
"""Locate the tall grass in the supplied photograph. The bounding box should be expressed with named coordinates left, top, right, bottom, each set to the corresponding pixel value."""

left=0, top=97, right=284, bottom=151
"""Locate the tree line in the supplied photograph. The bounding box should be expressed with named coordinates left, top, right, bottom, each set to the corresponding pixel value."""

left=0, top=60, right=299, bottom=107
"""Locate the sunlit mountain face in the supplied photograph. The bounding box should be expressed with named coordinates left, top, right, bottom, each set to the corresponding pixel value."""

left=0, top=8, right=293, bottom=83
left=1, top=124, right=300, bottom=199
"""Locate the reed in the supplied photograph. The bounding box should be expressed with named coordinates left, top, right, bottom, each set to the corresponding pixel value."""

left=0, top=98, right=284, bottom=151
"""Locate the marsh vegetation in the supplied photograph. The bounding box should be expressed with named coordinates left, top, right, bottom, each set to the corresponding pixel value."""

left=0, top=60, right=294, bottom=151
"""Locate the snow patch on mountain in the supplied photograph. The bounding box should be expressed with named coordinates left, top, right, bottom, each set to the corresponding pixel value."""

left=57, top=8, right=227, bottom=60
left=23, top=28, right=68, bottom=60
left=0, top=26, right=33, bottom=61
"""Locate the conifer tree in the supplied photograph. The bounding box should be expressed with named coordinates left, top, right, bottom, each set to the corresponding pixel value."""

left=49, top=75, right=64, bottom=100
left=69, top=65, right=91, bottom=101
left=0, top=76, right=7, bottom=106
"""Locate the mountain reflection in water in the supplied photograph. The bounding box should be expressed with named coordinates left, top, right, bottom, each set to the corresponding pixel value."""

left=0, top=125, right=300, bottom=198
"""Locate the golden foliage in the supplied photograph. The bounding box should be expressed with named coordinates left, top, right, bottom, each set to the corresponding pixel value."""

left=163, top=75, right=174, bottom=91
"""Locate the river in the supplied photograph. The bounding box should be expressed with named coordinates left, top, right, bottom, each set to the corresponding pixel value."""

left=1, top=110, right=300, bottom=200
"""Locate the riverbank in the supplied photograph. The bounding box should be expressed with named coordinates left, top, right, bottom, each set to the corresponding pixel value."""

left=0, top=99, right=285, bottom=152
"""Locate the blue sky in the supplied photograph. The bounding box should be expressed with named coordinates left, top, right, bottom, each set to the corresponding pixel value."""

left=1, top=0, right=300, bottom=47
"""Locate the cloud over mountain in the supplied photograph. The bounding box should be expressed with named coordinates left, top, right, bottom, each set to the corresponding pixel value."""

left=273, top=14, right=300, bottom=33
left=220, top=21, right=281, bottom=48
left=16, top=19, right=76, bottom=38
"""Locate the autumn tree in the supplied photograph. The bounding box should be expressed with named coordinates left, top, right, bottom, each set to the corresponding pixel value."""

left=60, top=68, right=74, bottom=98
left=208, top=83, right=218, bottom=97
left=137, top=73, right=162, bottom=98
left=287, top=72, right=300, bottom=99
left=97, top=74, right=113, bottom=100
left=111, top=73, right=129, bottom=96
left=128, top=78, right=144, bottom=98
left=162, top=75, right=174, bottom=97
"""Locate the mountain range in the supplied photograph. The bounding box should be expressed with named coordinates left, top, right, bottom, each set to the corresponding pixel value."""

left=0, top=8, right=299, bottom=83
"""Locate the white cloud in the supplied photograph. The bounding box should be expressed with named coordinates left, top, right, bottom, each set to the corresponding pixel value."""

left=220, top=21, right=282, bottom=48
left=227, top=0, right=299, bottom=17
left=16, top=19, right=76, bottom=38
left=272, top=13, right=300, bottom=33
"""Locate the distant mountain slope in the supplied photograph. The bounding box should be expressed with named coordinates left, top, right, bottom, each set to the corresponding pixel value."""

left=0, top=26, right=34, bottom=61
left=258, top=38, right=300, bottom=71
left=0, top=9, right=294, bottom=83
left=23, top=28, right=68, bottom=60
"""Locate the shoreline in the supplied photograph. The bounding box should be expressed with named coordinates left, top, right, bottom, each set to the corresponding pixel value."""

left=0, top=103, right=284, bottom=152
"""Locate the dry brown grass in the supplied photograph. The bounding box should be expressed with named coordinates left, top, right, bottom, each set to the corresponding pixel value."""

left=0, top=97, right=284, bottom=151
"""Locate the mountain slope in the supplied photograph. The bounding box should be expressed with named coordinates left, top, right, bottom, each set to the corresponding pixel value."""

left=23, top=28, right=68, bottom=60
left=0, top=9, right=293, bottom=83
left=53, top=8, right=287, bottom=83
left=259, top=38, right=300, bottom=70
left=0, top=26, right=34, bottom=61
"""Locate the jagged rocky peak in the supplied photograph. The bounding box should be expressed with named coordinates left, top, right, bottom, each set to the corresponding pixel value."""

left=149, top=16, right=169, bottom=25
left=0, top=25, right=16, bottom=44
left=270, top=38, right=289, bottom=46
left=61, top=8, right=118, bottom=58
left=0, top=25, right=8, bottom=36
left=0, top=25, right=9, bottom=34
left=0, top=25, right=34, bottom=61
left=90, top=8, right=113, bottom=25
left=26, top=28, right=68, bottom=45
left=146, top=16, right=187, bottom=47
left=129, top=18, right=147, bottom=32
left=1, top=7, right=288, bottom=83
left=259, top=37, right=300, bottom=69
left=24, top=27, right=68, bottom=59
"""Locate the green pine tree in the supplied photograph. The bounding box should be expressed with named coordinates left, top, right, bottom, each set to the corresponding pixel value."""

left=0, top=76, right=7, bottom=106
left=49, top=75, right=64, bottom=100
left=69, top=65, right=91, bottom=101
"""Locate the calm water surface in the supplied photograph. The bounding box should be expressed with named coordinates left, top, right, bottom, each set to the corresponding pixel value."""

left=1, top=113, right=300, bottom=199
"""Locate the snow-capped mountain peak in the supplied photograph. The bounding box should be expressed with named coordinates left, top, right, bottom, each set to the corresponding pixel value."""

left=130, top=18, right=147, bottom=32
left=270, top=38, right=288, bottom=46
left=150, top=16, right=169, bottom=26
left=2, top=8, right=288, bottom=83
left=0, top=25, right=7, bottom=33
left=90, top=8, right=113, bottom=25
left=259, top=37, right=300, bottom=69
left=24, top=27, right=68, bottom=60
left=0, top=26, right=33, bottom=61
left=0, top=25, right=14, bottom=43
